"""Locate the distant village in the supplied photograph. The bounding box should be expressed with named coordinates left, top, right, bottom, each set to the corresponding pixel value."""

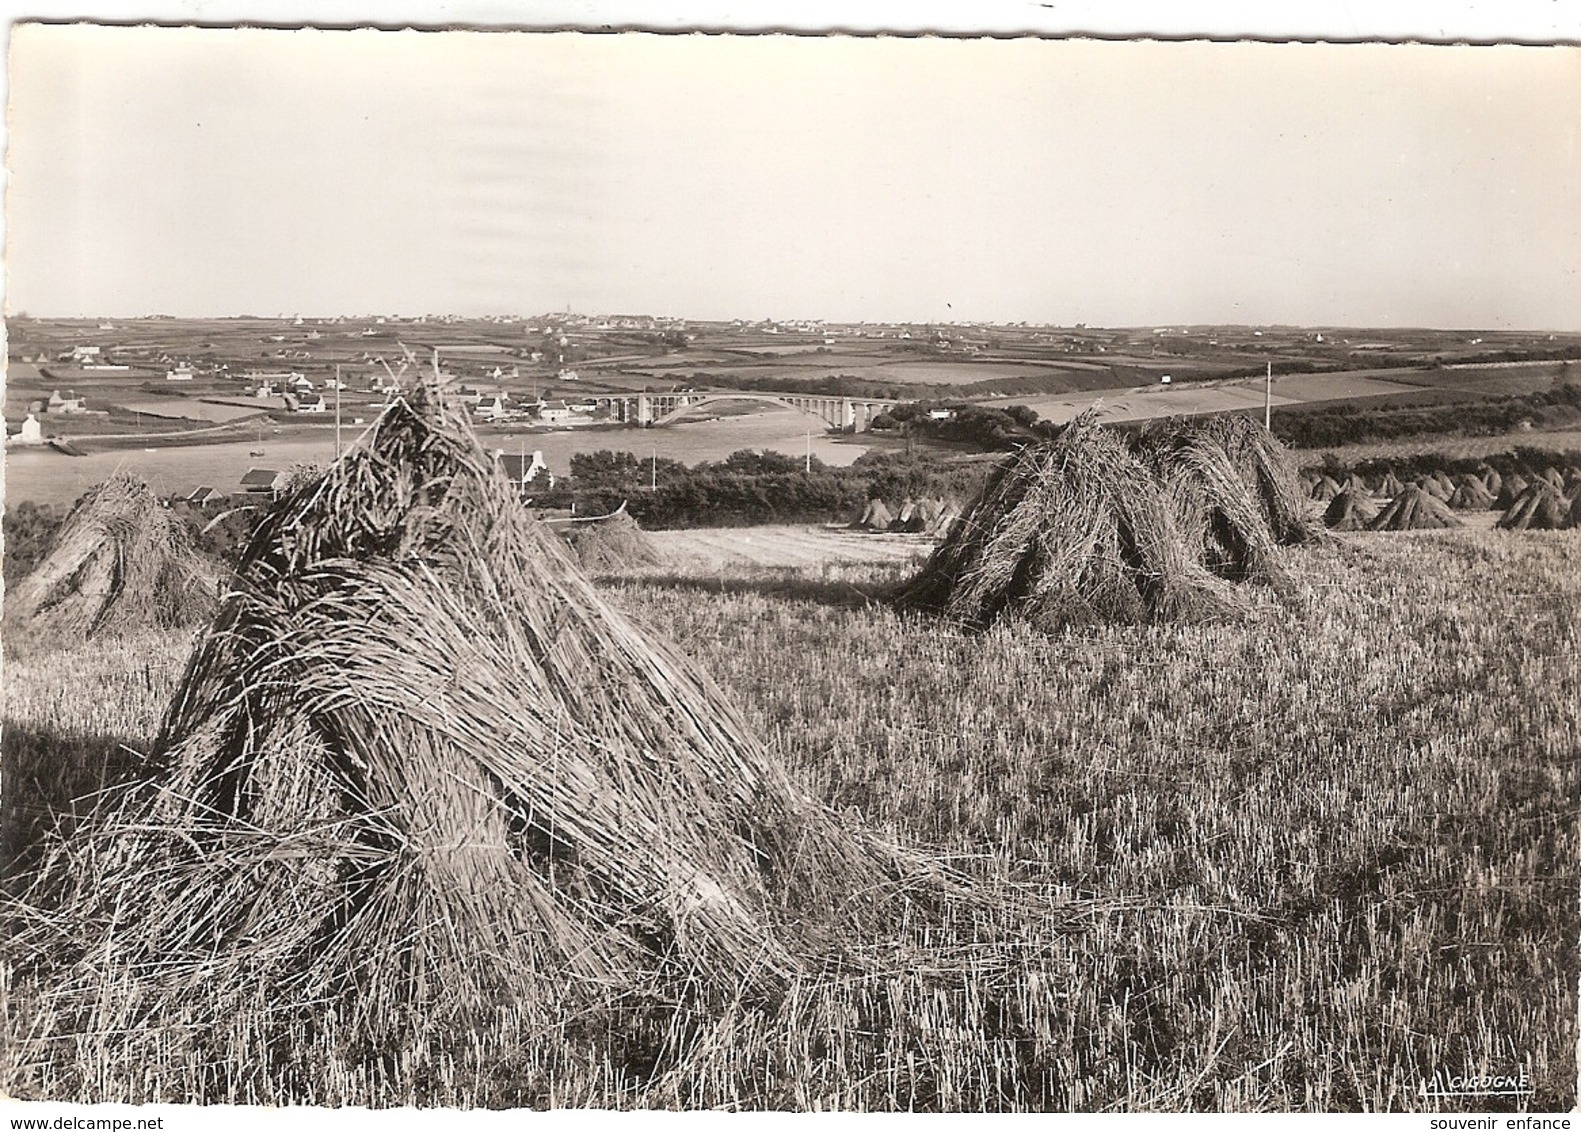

left=11, top=314, right=1577, bottom=515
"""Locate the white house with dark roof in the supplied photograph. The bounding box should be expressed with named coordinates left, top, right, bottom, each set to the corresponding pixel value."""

left=475, top=395, right=512, bottom=422
left=496, top=450, right=554, bottom=490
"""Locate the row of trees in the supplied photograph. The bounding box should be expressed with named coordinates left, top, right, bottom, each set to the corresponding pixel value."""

left=1326, top=445, right=1581, bottom=482
left=869, top=402, right=1052, bottom=450
left=560, top=448, right=994, bottom=529
left=1272, top=383, right=1581, bottom=449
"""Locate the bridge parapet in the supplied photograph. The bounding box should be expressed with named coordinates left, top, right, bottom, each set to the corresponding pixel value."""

left=632, top=395, right=904, bottom=436
left=607, top=390, right=902, bottom=432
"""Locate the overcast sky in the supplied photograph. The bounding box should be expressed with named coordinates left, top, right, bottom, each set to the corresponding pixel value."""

left=7, top=25, right=1580, bottom=328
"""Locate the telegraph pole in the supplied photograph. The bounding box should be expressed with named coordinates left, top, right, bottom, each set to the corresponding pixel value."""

left=1264, top=360, right=1273, bottom=430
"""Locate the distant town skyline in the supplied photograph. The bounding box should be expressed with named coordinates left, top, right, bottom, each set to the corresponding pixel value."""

left=8, top=27, right=1580, bottom=330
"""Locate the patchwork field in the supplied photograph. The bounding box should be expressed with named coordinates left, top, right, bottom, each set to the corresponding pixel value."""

left=1006, top=371, right=1449, bottom=427
left=1387, top=361, right=1581, bottom=398
left=110, top=399, right=270, bottom=424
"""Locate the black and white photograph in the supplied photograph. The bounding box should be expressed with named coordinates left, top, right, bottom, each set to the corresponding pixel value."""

left=2, top=4, right=1578, bottom=1118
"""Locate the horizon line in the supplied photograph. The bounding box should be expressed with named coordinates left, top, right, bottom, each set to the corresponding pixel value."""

left=9, top=313, right=1581, bottom=335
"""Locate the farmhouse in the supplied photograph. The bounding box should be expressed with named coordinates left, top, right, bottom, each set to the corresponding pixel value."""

left=184, top=485, right=225, bottom=506
left=165, top=364, right=196, bottom=381
left=538, top=399, right=573, bottom=422
left=497, top=449, right=555, bottom=490
left=68, top=345, right=103, bottom=364
left=293, top=394, right=328, bottom=413
left=474, top=396, right=512, bottom=422
left=47, top=390, right=87, bottom=414
left=9, top=413, right=44, bottom=445
left=239, top=468, right=286, bottom=497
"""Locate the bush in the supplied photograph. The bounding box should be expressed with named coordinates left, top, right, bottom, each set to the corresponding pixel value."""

left=562, top=448, right=996, bottom=529
left=2, top=501, right=64, bottom=586
left=1272, top=385, right=1581, bottom=449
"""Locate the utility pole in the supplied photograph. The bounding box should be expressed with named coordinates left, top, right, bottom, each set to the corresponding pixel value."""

left=805, top=427, right=811, bottom=473
left=1265, top=360, right=1273, bottom=430
left=650, top=447, right=657, bottom=493
left=334, top=363, right=342, bottom=458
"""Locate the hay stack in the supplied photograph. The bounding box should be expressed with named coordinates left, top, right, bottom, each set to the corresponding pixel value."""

left=856, top=496, right=894, bottom=531
left=1495, top=474, right=1531, bottom=509
left=557, top=503, right=663, bottom=572
left=1448, top=477, right=1497, bottom=511
left=1187, top=415, right=1323, bottom=546
left=1539, top=466, right=1568, bottom=491
left=898, top=413, right=1245, bottom=630
left=1377, top=471, right=1406, bottom=497
left=885, top=498, right=920, bottom=533
left=1498, top=480, right=1571, bottom=530
left=932, top=500, right=964, bottom=538
left=1367, top=484, right=1462, bottom=530
left=4, top=472, right=218, bottom=639
left=1141, top=425, right=1291, bottom=586
left=15, top=389, right=927, bottom=1058
left=1309, top=474, right=1343, bottom=502
left=1480, top=467, right=1503, bottom=496
left=1416, top=474, right=1452, bottom=501
left=1323, top=489, right=1380, bottom=531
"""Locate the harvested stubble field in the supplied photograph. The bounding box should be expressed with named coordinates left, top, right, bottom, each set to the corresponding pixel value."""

left=2, top=525, right=1576, bottom=1111
left=648, top=524, right=931, bottom=571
